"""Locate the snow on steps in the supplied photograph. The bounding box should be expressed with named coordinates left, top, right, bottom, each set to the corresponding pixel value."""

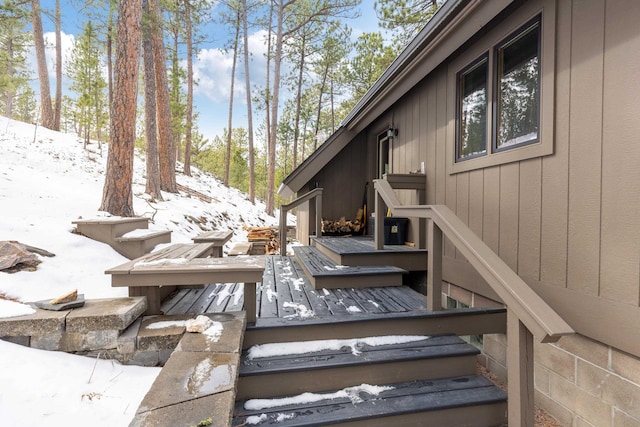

left=234, top=334, right=507, bottom=426
left=233, top=375, right=507, bottom=427
left=236, top=334, right=479, bottom=400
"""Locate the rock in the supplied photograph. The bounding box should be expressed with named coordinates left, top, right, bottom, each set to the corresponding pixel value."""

left=34, top=294, right=85, bottom=311
left=185, top=315, right=213, bottom=333
left=50, top=289, right=78, bottom=305
left=0, top=241, right=40, bottom=272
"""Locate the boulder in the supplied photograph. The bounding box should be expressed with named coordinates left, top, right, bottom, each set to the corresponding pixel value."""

left=0, top=241, right=40, bottom=272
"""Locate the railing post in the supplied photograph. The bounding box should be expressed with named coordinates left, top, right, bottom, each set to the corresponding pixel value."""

left=508, top=308, right=535, bottom=427
left=280, top=207, right=287, bottom=256
left=375, top=189, right=384, bottom=250
left=427, top=218, right=443, bottom=310
left=315, top=190, right=323, bottom=238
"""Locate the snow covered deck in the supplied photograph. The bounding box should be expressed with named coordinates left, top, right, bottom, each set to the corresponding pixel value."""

left=161, top=255, right=428, bottom=323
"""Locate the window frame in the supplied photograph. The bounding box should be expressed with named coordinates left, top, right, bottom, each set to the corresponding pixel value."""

left=456, top=53, right=489, bottom=162
left=492, top=15, right=542, bottom=154
left=447, top=0, right=555, bottom=175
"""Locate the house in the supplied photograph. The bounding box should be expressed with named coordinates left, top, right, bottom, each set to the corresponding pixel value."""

left=279, top=0, right=640, bottom=425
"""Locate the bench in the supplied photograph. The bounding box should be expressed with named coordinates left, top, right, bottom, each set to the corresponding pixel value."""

left=105, top=243, right=264, bottom=321
left=229, top=242, right=252, bottom=256
left=191, top=230, right=233, bottom=257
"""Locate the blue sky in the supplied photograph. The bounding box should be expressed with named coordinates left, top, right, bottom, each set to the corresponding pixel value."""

left=37, top=0, right=382, bottom=148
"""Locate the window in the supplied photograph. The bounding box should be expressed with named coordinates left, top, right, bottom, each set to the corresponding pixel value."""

left=494, top=17, right=541, bottom=150
left=457, top=56, right=488, bottom=161
left=449, top=4, right=554, bottom=175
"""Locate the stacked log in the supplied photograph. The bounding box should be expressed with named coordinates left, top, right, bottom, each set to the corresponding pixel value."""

left=246, top=226, right=279, bottom=254
left=321, top=217, right=364, bottom=236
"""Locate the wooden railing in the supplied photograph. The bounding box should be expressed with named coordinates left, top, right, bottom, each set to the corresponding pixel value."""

left=374, top=178, right=574, bottom=426
left=279, top=188, right=323, bottom=256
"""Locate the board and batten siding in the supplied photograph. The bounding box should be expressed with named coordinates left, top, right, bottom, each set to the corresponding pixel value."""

left=373, top=0, right=640, bottom=356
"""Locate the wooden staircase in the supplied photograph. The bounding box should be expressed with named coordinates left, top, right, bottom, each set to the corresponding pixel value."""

left=72, top=217, right=171, bottom=259
left=232, top=240, right=508, bottom=426
left=293, top=246, right=406, bottom=289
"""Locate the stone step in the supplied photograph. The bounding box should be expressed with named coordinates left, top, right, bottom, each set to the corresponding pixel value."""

left=129, top=312, right=246, bottom=427
left=0, top=297, right=146, bottom=352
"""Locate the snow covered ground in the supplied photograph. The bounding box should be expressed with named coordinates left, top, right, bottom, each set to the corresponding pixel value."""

left=0, top=116, right=428, bottom=426
left=0, top=116, right=289, bottom=426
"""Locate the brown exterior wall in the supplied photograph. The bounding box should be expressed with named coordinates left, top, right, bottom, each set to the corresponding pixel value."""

left=377, top=0, right=640, bottom=424
left=371, top=0, right=640, bottom=352
left=302, top=134, right=369, bottom=240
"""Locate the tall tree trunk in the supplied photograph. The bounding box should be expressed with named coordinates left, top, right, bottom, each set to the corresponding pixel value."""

left=264, top=0, right=273, bottom=200
left=313, top=65, right=329, bottom=151
left=183, top=0, right=193, bottom=176
left=150, top=0, right=177, bottom=193
left=224, top=10, right=240, bottom=187
left=6, top=38, right=14, bottom=118
left=242, top=0, right=255, bottom=203
left=31, top=0, right=54, bottom=129
left=142, top=0, right=162, bottom=200
left=100, top=0, right=142, bottom=216
left=54, top=0, right=61, bottom=130
left=292, top=33, right=306, bottom=169
left=107, top=3, right=114, bottom=106
left=266, top=0, right=284, bottom=216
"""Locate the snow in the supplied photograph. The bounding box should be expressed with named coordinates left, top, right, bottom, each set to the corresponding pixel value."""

left=0, top=299, right=36, bottom=318
left=247, top=335, right=430, bottom=359
left=244, top=383, right=394, bottom=411
left=0, top=115, right=292, bottom=426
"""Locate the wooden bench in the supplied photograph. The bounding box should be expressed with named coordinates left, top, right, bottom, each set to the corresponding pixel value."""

left=191, top=230, right=233, bottom=257
left=229, top=242, right=252, bottom=256
left=105, top=243, right=264, bottom=321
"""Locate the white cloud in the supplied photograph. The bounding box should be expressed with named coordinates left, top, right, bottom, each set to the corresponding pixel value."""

left=44, top=31, right=75, bottom=82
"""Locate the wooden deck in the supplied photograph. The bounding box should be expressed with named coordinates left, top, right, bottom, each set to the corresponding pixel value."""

left=312, top=236, right=428, bottom=271
left=161, top=255, right=428, bottom=321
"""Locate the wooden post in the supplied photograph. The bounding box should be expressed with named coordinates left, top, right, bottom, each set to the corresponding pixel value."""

left=244, top=282, right=257, bottom=324
left=427, top=219, right=443, bottom=310
left=375, top=190, right=384, bottom=250
left=507, top=308, right=535, bottom=427
left=315, top=191, right=322, bottom=238
left=279, top=207, right=287, bottom=256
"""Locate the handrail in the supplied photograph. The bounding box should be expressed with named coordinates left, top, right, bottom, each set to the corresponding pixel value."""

left=374, top=178, right=573, bottom=342
left=279, top=188, right=323, bottom=256
left=375, top=177, right=573, bottom=426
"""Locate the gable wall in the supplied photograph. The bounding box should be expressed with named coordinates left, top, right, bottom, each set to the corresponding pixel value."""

left=373, top=0, right=640, bottom=356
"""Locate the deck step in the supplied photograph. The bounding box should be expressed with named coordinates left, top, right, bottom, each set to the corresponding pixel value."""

left=233, top=375, right=507, bottom=427
left=114, top=229, right=172, bottom=259
left=237, top=334, right=479, bottom=400
left=293, top=246, right=406, bottom=289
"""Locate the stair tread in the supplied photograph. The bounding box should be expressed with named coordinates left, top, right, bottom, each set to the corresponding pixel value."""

left=240, top=334, right=479, bottom=376
left=114, top=229, right=172, bottom=242
left=293, top=246, right=406, bottom=277
left=233, top=375, right=507, bottom=426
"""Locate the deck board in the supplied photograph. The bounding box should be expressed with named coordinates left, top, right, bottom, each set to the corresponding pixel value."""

left=160, top=256, right=428, bottom=321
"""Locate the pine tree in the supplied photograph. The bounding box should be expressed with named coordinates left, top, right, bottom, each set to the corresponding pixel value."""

left=67, top=21, right=108, bottom=148
left=100, top=0, right=142, bottom=216
left=0, top=0, right=31, bottom=119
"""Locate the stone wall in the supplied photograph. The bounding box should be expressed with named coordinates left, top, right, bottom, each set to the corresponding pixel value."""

left=443, top=282, right=640, bottom=427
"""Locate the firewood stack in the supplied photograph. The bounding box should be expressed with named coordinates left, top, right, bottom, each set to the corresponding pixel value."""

left=246, top=226, right=280, bottom=254
left=321, top=217, right=364, bottom=236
